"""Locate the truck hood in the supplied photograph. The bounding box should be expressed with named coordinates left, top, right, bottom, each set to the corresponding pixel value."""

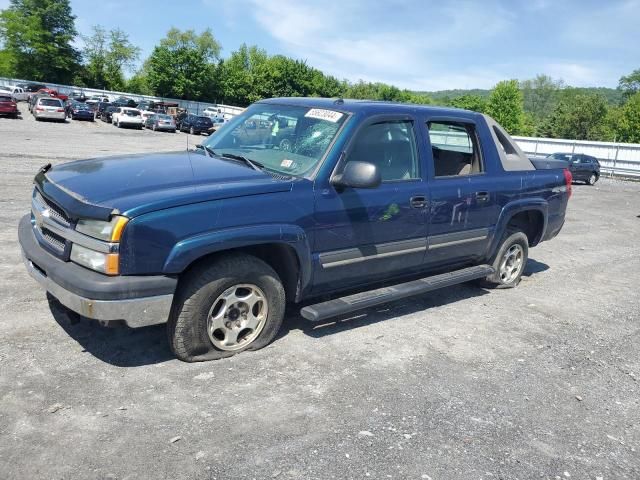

left=42, top=150, right=293, bottom=218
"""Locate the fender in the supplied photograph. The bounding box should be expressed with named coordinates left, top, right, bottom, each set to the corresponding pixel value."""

left=163, top=223, right=312, bottom=292
left=486, top=198, right=548, bottom=258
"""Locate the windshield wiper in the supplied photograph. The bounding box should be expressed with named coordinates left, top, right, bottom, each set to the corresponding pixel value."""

left=220, top=153, right=265, bottom=172
left=195, top=144, right=215, bottom=157
left=195, top=145, right=265, bottom=172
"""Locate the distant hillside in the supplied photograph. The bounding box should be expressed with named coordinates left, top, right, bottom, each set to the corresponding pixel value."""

left=418, top=87, right=623, bottom=105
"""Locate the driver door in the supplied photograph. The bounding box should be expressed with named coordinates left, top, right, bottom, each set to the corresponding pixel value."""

left=312, top=116, right=429, bottom=293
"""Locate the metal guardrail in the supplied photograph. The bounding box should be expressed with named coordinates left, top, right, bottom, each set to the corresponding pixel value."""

left=513, top=136, right=640, bottom=178
left=0, top=76, right=245, bottom=118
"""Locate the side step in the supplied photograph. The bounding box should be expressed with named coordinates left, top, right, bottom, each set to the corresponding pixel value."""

left=300, top=264, right=494, bottom=322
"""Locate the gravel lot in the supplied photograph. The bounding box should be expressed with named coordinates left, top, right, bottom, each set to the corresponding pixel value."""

left=1, top=104, right=639, bottom=480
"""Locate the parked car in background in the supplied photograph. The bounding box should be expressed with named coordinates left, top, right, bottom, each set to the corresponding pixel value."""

left=207, top=117, right=227, bottom=134
left=33, top=97, right=66, bottom=122
left=86, top=95, right=109, bottom=107
left=0, top=93, right=19, bottom=118
left=18, top=82, right=47, bottom=93
left=112, top=107, right=143, bottom=129
left=202, top=106, right=223, bottom=119
left=70, top=91, right=87, bottom=102
left=112, top=96, right=137, bottom=108
left=96, top=102, right=112, bottom=119
left=139, top=109, right=156, bottom=125
left=36, top=88, right=68, bottom=101
left=145, top=113, right=176, bottom=132
left=101, top=106, right=118, bottom=123
left=70, top=102, right=95, bottom=121
left=0, top=85, right=28, bottom=102
left=29, top=93, right=50, bottom=113
left=547, top=153, right=600, bottom=185
left=179, top=114, right=213, bottom=135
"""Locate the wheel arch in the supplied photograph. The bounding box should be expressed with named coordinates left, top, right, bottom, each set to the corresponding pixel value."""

left=488, top=200, right=548, bottom=257
left=163, top=224, right=312, bottom=303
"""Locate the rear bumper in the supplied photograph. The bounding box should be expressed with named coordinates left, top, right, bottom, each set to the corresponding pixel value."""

left=19, top=215, right=176, bottom=328
left=35, top=111, right=66, bottom=120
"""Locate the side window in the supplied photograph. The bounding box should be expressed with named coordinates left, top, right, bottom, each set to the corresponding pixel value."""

left=428, top=121, right=483, bottom=177
left=346, top=120, right=419, bottom=182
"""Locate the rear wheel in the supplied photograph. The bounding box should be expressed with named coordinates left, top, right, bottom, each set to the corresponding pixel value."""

left=588, top=173, right=598, bottom=185
left=481, top=230, right=528, bottom=289
left=190, top=126, right=196, bottom=135
left=168, top=254, right=286, bottom=362
left=279, top=138, right=292, bottom=151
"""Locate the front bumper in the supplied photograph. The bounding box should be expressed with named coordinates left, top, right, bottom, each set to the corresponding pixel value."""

left=19, top=215, right=176, bottom=328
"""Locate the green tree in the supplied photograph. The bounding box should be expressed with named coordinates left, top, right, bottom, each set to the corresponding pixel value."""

left=126, top=66, right=152, bottom=96
left=520, top=74, right=564, bottom=125
left=0, top=0, right=80, bottom=83
left=0, top=50, right=14, bottom=76
left=541, top=92, right=610, bottom=140
left=486, top=80, right=525, bottom=134
left=82, top=25, right=108, bottom=88
left=618, top=68, right=640, bottom=100
left=146, top=28, right=221, bottom=100
left=610, top=92, right=640, bottom=143
left=450, top=94, right=487, bottom=113
left=82, top=26, right=139, bottom=90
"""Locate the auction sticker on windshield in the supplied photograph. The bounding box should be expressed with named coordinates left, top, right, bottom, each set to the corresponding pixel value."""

left=305, top=108, right=344, bottom=123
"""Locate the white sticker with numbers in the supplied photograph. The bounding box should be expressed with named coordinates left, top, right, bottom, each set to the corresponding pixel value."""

left=305, top=108, right=344, bottom=123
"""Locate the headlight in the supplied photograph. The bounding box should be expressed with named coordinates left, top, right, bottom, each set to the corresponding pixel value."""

left=76, top=216, right=128, bottom=242
left=70, top=244, right=120, bottom=275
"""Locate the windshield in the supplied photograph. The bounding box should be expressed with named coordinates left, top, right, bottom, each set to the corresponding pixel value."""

left=203, top=103, right=348, bottom=177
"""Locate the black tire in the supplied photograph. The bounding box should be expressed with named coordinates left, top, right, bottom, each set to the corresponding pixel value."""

left=588, top=173, right=598, bottom=185
left=168, top=253, right=286, bottom=362
left=190, top=126, right=196, bottom=135
left=480, top=230, right=529, bottom=289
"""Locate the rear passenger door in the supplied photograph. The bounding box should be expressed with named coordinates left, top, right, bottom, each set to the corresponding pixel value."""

left=423, top=119, right=498, bottom=268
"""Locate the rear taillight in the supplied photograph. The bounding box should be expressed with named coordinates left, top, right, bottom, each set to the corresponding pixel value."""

left=57, top=108, right=64, bottom=112
left=563, top=168, right=572, bottom=199
left=36, top=107, right=44, bottom=111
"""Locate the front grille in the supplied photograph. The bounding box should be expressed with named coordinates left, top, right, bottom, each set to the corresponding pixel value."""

left=41, top=227, right=66, bottom=252
left=33, top=190, right=71, bottom=227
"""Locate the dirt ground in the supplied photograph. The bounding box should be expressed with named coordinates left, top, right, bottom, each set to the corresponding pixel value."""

left=1, top=104, right=639, bottom=480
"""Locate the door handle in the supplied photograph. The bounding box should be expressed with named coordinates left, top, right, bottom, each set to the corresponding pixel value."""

left=475, top=191, right=490, bottom=202
left=410, top=196, right=428, bottom=209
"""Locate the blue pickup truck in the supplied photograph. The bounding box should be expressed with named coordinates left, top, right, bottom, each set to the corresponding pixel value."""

left=19, top=98, right=572, bottom=361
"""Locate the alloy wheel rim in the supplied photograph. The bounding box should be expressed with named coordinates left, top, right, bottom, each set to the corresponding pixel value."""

left=207, top=284, right=268, bottom=351
left=499, top=244, right=524, bottom=283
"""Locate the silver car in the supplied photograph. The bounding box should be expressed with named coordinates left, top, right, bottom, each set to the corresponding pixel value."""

left=34, top=97, right=66, bottom=122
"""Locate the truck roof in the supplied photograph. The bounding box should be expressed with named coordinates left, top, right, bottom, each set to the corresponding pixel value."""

left=259, top=96, right=480, bottom=119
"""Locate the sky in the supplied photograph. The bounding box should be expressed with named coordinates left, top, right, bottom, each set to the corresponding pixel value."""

left=2, top=0, right=639, bottom=91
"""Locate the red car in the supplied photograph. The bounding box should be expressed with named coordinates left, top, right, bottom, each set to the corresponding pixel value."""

left=0, top=93, right=19, bottom=118
left=36, top=88, right=69, bottom=102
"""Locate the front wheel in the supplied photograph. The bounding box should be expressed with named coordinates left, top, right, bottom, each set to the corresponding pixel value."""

left=481, top=230, right=529, bottom=289
left=168, top=254, right=286, bottom=362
